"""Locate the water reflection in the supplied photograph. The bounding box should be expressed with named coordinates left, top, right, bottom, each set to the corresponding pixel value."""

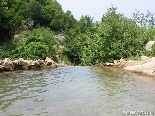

left=90, top=66, right=155, bottom=113
left=0, top=70, right=49, bottom=112
left=0, top=66, right=155, bottom=116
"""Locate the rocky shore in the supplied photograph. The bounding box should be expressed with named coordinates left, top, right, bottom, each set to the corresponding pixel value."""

left=104, top=56, right=155, bottom=77
left=1, top=55, right=155, bottom=77
left=0, top=57, right=61, bottom=72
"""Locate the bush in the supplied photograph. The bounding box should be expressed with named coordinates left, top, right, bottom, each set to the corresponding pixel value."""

left=62, top=7, right=148, bottom=65
left=10, top=41, right=49, bottom=60
left=62, top=33, right=87, bottom=65
left=0, top=27, right=57, bottom=61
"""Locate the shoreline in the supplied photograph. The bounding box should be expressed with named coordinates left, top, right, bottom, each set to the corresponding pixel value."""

left=104, top=56, right=155, bottom=77
left=1, top=56, right=155, bottom=78
left=0, top=57, right=64, bottom=73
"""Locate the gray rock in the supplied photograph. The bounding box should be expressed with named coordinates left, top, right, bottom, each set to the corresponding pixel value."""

left=0, top=57, right=60, bottom=72
left=3, top=58, right=15, bottom=71
left=145, top=41, right=155, bottom=51
left=12, top=60, right=18, bottom=66
left=35, top=60, right=45, bottom=67
left=124, top=57, right=155, bottom=76
left=45, top=57, right=54, bottom=66
left=18, top=58, right=25, bottom=65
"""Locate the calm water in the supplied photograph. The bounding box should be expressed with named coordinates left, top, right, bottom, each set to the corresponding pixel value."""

left=0, top=66, right=155, bottom=116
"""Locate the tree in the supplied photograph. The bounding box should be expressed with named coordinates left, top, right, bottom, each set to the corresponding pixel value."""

left=99, top=7, right=145, bottom=60
left=43, top=0, right=64, bottom=30
left=0, top=0, right=28, bottom=42
left=36, top=0, right=48, bottom=6
left=62, top=11, right=78, bottom=30
left=28, top=0, right=44, bottom=27
left=79, top=15, right=94, bottom=33
left=133, top=10, right=155, bottom=28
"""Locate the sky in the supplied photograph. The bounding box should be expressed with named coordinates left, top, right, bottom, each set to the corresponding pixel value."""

left=56, top=0, right=155, bottom=22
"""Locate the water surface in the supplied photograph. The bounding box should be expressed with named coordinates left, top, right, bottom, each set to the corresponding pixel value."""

left=0, top=66, right=155, bottom=116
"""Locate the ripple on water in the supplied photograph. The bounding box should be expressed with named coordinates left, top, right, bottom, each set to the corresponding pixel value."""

left=0, top=66, right=155, bottom=116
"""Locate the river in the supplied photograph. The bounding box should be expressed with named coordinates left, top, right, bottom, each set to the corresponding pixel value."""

left=0, top=66, right=155, bottom=116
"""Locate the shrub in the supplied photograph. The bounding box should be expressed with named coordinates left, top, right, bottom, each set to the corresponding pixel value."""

left=62, top=7, right=148, bottom=65
left=0, top=27, right=57, bottom=61
left=11, top=42, right=49, bottom=60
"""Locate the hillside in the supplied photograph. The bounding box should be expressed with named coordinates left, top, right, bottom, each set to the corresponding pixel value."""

left=1, top=0, right=155, bottom=66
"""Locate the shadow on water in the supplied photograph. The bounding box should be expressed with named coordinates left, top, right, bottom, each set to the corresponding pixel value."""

left=0, top=66, right=155, bottom=116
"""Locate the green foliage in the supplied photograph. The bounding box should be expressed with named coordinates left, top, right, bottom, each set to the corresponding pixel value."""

left=11, top=41, right=49, bottom=60
left=133, top=10, right=155, bottom=28
left=62, top=33, right=86, bottom=65
left=24, top=27, right=56, bottom=48
left=79, top=15, right=94, bottom=33
left=1, top=0, right=155, bottom=66
left=0, top=0, right=28, bottom=36
left=62, top=6, right=152, bottom=65
left=28, top=0, right=44, bottom=27
left=126, top=54, right=141, bottom=61
left=0, top=27, right=57, bottom=61
left=36, top=0, right=48, bottom=6
left=62, top=10, right=80, bottom=32
left=80, top=38, right=105, bottom=65
left=42, top=0, right=64, bottom=30
left=85, top=7, right=147, bottom=63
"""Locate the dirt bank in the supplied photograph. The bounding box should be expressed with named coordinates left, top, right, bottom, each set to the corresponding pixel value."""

left=104, top=56, right=155, bottom=77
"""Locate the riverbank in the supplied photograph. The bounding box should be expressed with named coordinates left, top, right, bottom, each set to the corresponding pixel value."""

left=1, top=55, right=155, bottom=77
left=0, top=57, right=65, bottom=72
left=104, top=56, right=155, bottom=77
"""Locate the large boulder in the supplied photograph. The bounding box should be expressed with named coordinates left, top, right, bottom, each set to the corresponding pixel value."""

left=145, top=41, right=155, bottom=51
left=45, top=57, right=59, bottom=68
left=124, top=57, right=155, bottom=76
left=45, top=57, right=55, bottom=66
left=3, top=58, right=15, bottom=71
